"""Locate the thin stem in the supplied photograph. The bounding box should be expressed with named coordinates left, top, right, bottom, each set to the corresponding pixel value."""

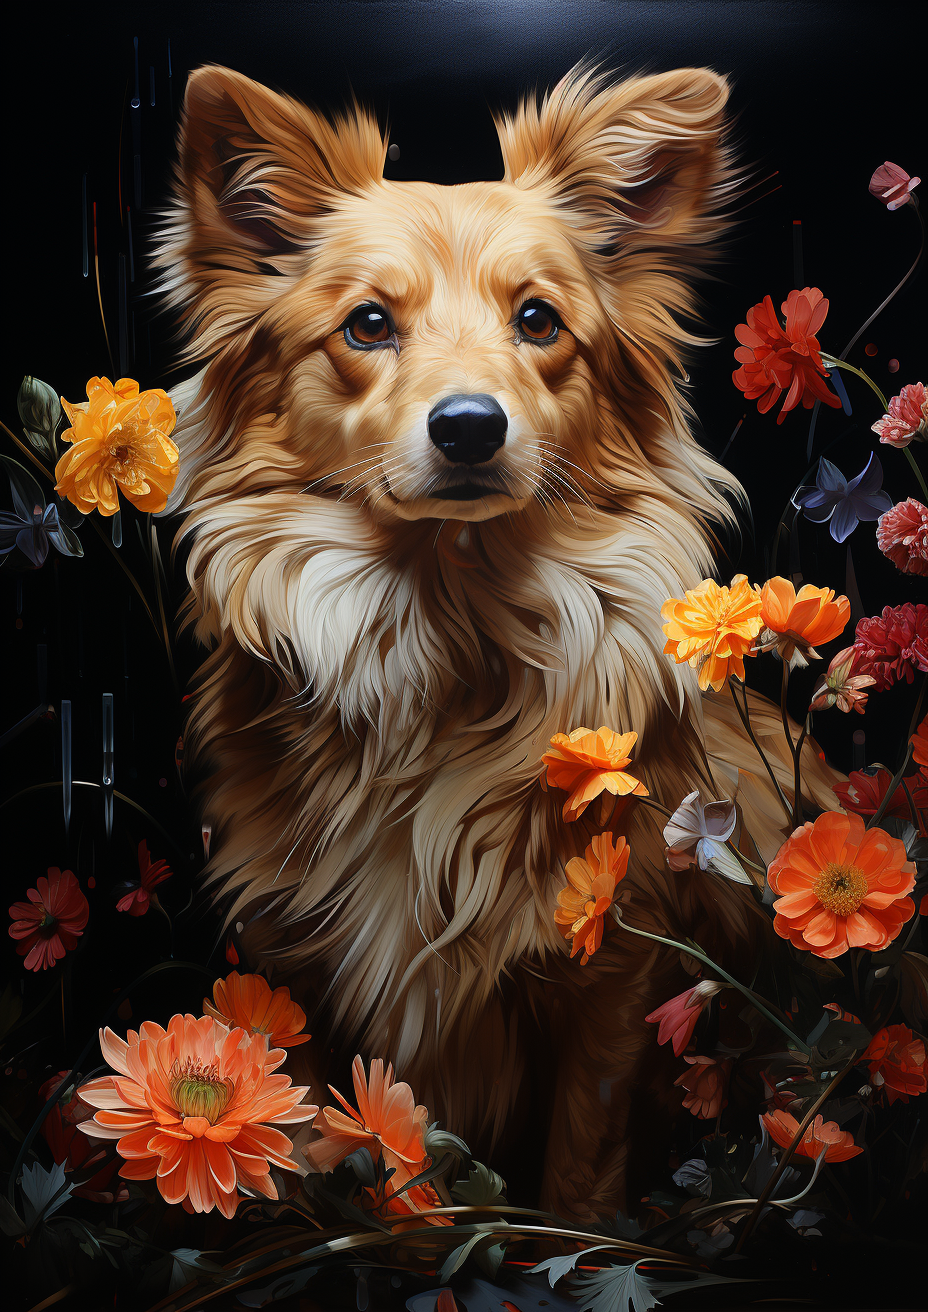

left=868, top=673, right=928, bottom=829
left=86, top=516, right=163, bottom=642
left=820, top=356, right=887, bottom=410
left=902, top=446, right=928, bottom=504
left=612, top=908, right=810, bottom=1055
left=0, top=418, right=55, bottom=481
left=837, top=198, right=925, bottom=363
left=734, top=1054, right=861, bottom=1252
left=634, top=796, right=673, bottom=821
left=729, top=678, right=793, bottom=824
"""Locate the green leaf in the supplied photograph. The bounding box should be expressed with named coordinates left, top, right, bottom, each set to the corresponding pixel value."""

left=572, top=1261, right=662, bottom=1312
left=438, top=1224, right=504, bottom=1283
left=531, top=1245, right=615, bottom=1288
left=451, top=1161, right=507, bottom=1207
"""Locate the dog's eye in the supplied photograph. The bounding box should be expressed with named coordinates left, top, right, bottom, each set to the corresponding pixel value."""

left=516, top=300, right=563, bottom=343
left=343, top=304, right=394, bottom=349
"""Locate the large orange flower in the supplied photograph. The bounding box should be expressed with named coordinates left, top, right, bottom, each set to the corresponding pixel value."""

left=554, top=832, right=630, bottom=964
left=541, top=727, right=647, bottom=822
left=55, top=376, right=178, bottom=516
left=768, top=811, right=916, bottom=959
left=204, top=972, right=310, bottom=1049
left=762, top=1110, right=863, bottom=1162
left=662, top=575, right=763, bottom=691
left=303, top=1056, right=451, bottom=1226
left=78, top=1014, right=316, bottom=1218
left=758, top=576, right=851, bottom=668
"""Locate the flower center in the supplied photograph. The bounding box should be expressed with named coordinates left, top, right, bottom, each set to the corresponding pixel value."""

left=169, top=1058, right=232, bottom=1124
left=813, top=863, right=868, bottom=916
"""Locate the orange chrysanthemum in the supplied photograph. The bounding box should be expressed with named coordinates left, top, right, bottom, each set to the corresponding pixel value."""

left=757, top=576, right=851, bottom=668
left=762, top=1110, right=863, bottom=1162
left=55, top=376, right=178, bottom=516
left=554, top=832, right=630, bottom=964
left=204, top=972, right=310, bottom=1049
left=303, top=1056, right=451, bottom=1226
left=78, top=1014, right=316, bottom=1217
left=661, top=575, right=763, bottom=691
left=768, top=811, right=916, bottom=959
left=541, top=727, right=647, bottom=822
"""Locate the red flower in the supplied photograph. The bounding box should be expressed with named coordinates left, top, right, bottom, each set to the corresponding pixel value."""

left=115, top=840, right=172, bottom=916
left=876, top=499, right=928, bottom=576
left=674, top=1056, right=731, bottom=1119
left=852, top=603, right=928, bottom=690
left=912, top=716, right=928, bottom=770
left=864, top=1025, right=927, bottom=1104
left=733, top=288, right=842, bottom=423
left=645, top=981, right=723, bottom=1057
left=833, top=767, right=928, bottom=824
left=762, top=1110, right=863, bottom=1162
left=869, top=162, right=921, bottom=211
left=871, top=382, right=928, bottom=449
left=37, top=1073, right=127, bottom=1204
left=8, top=869, right=89, bottom=971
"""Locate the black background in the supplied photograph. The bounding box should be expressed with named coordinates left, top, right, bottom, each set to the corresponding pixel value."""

left=1, top=0, right=927, bottom=1278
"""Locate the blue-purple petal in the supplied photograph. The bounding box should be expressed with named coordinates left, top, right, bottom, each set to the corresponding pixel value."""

left=815, top=457, right=849, bottom=495
left=829, top=499, right=860, bottom=543
left=846, top=451, right=885, bottom=497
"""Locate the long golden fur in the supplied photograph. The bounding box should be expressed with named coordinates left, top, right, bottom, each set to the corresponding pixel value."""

left=158, top=63, right=837, bottom=1219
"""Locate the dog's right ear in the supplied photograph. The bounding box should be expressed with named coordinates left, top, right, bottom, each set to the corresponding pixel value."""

left=158, top=66, right=385, bottom=344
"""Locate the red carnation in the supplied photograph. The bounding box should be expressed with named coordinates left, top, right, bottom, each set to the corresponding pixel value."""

left=115, top=840, right=172, bottom=916
left=877, top=499, right=928, bottom=576
left=852, top=603, right=928, bottom=691
left=733, top=287, right=842, bottom=424
left=8, top=868, right=89, bottom=971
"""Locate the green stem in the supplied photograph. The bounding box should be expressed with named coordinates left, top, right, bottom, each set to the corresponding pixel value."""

left=729, top=678, right=793, bottom=824
left=902, top=446, right=928, bottom=504
left=820, top=355, right=887, bottom=410
left=868, top=672, right=928, bottom=829
left=611, top=909, right=810, bottom=1056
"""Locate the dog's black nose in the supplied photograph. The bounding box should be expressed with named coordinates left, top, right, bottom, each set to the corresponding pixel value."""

left=427, top=394, right=507, bottom=465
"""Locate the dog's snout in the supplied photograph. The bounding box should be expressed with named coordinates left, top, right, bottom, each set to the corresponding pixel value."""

left=427, top=394, right=507, bottom=466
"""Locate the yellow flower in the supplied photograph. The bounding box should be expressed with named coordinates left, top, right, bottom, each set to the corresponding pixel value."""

left=661, top=575, right=763, bottom=691
left=55, top=377, right=178, bottom=516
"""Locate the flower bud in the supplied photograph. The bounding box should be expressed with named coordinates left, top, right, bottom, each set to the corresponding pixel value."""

left=17, top=376, right=61, bottom=459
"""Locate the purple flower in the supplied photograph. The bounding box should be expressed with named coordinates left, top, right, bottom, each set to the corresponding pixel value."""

left=793, top=452, right=893, bottom=543
left=0, top=457, right=82, bottom=567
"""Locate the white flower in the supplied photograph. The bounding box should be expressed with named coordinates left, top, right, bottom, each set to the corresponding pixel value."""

left=663, top=790, right=751, bottom=884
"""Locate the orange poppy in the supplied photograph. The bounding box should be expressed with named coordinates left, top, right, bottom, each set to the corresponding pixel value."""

left=762, top=1110, right=863, bottom=1162
left=864, top=1024, right=927, bottom=1104
left=204, top=972, right=310, bottom=1049
left=661, top=575, right=763, bottom=691
left=768, top=811, right=916, bottom=959
left=55, top=376, right=178, bottom=516
left=541, top=726, right=647, bottom=822
left=757, top=577, right=850, bottom=667
left=78, top=1014, right=316, bottom=1217
left=912, top=715, right=928, bottom=770
left=554, top=832, right=630, bottom=964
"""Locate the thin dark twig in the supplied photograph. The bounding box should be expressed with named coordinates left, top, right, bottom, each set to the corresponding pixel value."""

left=729, top=678, right=793, bottom=823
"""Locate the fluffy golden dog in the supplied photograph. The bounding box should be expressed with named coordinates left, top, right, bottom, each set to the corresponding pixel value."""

left=159, top=63, right=835, bottom=1220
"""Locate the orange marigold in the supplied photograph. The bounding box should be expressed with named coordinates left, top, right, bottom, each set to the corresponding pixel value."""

left=762, top=1109, right=863, bottom=1162
left=55, top=376, right=178, bottom=516
left=303, top=1056, right=451, bottom=1227
left=554, top=831, right=630, bottom=964
left=78, top=1015, right=316, bottom=1217
left=204, top=972, right=310, bottom=1049
left=757, top=576, right=851, bottom=668
left=768, top=811, right=915, bottom=959
left=661, top=574, right=763, bottom=691
left=541, top=727, right=647, bottom=822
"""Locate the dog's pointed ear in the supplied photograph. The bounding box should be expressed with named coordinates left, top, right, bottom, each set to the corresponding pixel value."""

left=496, top=66, right=731, bottom=257
left=159, top=66, right=385, bottom=336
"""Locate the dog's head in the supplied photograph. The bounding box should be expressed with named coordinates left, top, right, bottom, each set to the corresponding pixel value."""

left=160, top=63, right=736, bottom=535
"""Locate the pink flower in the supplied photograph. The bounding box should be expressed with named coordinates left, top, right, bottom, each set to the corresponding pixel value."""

left=852, top=603, right=928, bottom=690
left=8, top=869, right=89, bottom=971
left=871, top=382, right=928, bottom=449
left=877, top=499, right=928, bottom=576
left=645, top=981, right=723, bottom=1057
left=674, top=1056, right=731, bottom=1119
left=115, top=841, right=172, bottom=916
left=869, top=162, right=921, bottom=211
left=809, top=646, right=875, bottom=715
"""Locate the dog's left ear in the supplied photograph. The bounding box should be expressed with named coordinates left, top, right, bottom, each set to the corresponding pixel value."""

left=496, top=66, right=731, bottom=257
